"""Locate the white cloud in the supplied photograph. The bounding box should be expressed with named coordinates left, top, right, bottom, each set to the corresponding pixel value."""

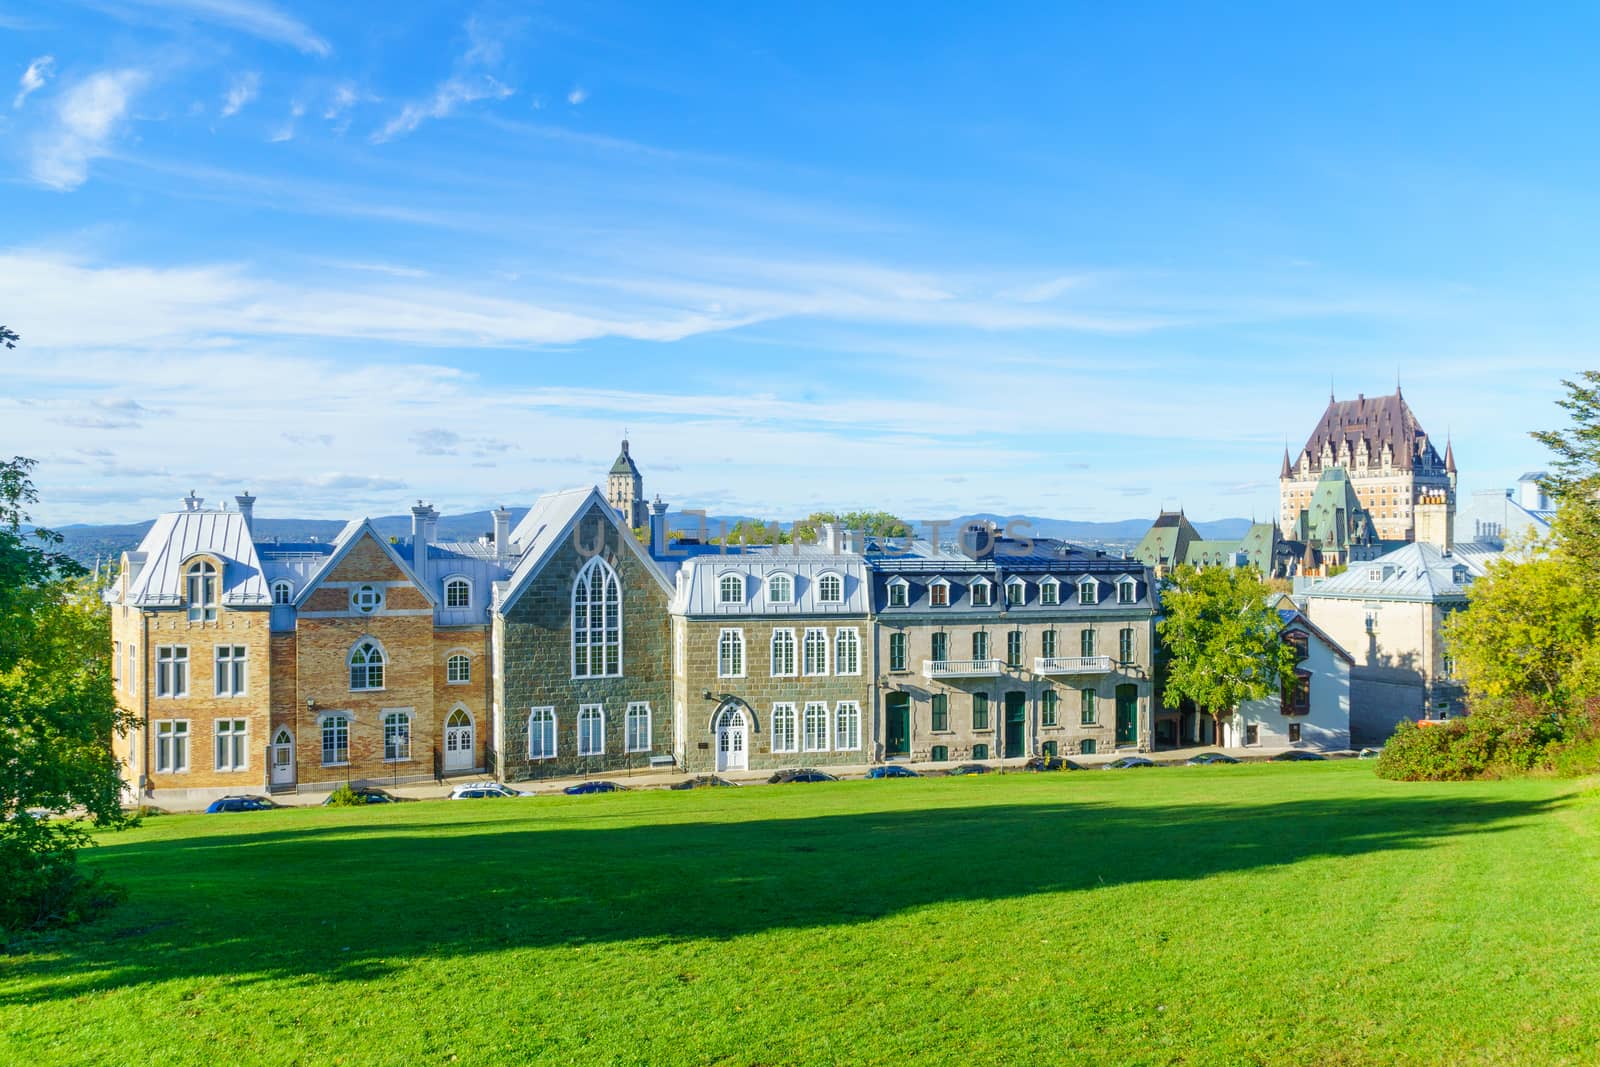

left=371, top=75, right=512, bottom=143
left=269, top=100, right=305, bottom=142
left=14, top=55, right=54, bottom=109
left=566, top=86, right=587, bottom=106
left=107, top=0, right=331, bottom=57
left=29, top=69, right=147, bottom=191
left=220, top=71, right=260, bottom=117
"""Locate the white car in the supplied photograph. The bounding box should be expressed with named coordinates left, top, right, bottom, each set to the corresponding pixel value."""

left=448, top=781, right=531, bottom=799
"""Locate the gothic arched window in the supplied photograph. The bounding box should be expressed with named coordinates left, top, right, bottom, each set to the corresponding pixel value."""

left=572, top=557, right=622, bottom=677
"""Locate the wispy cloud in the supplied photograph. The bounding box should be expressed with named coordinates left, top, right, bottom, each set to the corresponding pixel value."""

left=566, top=86, right=587, bottom=106
left=30, top=68, right=147, bottom=190
left=371, top=16, right=518, bottom=143
left=13, top=55, right=54, bottom=109
left=103, top=0, right=331, bottom=57
left=219, top=70, right=259, bottom=117
left=269, top=100, right=304, bottom=142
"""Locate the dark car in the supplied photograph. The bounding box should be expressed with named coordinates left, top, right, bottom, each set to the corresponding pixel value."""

left=1103, top=756, right=1155, bottom=770
left=321, top=787, right=403, bottom=805
left=768, top=769, right=839, bottom=784
left=1186, top=752, right=1241, bottom=766
left=1357, top=748, right=1383, bottom=760
left=1024, top=756, right=1085, bottom=772
left=1272, top=750, right=1327, bottom=762
left=204, top=795, right=278, bottom=813
left=564, top=780, right=629, bottom=795
left=946, top=763, right=992, bottom=776
left=670, top=775, right=738, bottom=790
left=866, top=765, right=921, bottom=779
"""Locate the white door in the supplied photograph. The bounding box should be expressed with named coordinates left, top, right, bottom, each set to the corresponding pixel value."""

left=270, top=729, right=295, bottom=785
left=444, top=709, right=474, bottom=771
left=716, top=708, right=748, bottom=772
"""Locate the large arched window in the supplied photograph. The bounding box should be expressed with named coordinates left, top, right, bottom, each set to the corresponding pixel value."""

left=572, top=557, right=621, bottom=677
left=186, top=560, right=218, bottom=622
left=349, top=639, right=385, bottom=691
left=446, top=653, right=471, bottom=683
left=528, top=707, right=556, bottom=759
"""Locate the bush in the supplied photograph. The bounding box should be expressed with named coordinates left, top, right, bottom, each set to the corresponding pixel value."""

left=1378, top=697, right=1592, bottom=782
left=325, top=784, right=364, bottom=807
left=0, top=817, right=125, bottom=936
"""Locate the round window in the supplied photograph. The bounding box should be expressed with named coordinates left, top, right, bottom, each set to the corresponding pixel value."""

left=352, top=585, right=382, bottom=613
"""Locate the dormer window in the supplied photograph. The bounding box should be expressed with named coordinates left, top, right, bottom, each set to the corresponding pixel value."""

left=970, top=579, right=992, bottom=607
left=271, top=579, right=293, bottom=605
left=817, top=573, right=843, bottom=604
left=1077, top=576, right=1099, bottom=606
left=719, top=574, right=744, bottom=604
left=186, top=561, right=218, bottom=622
left=444, top=577, right=471, bottom=609
left=887, top=577, right=909, bottom=608
left=929, top=578, right=950, bottom=608
left=1005, top=576, right=1026, bottom=606
left=1040, top=577, right=1060, bottom=606
left=767, top=573, right=793, bottom=603
left=1116, top=576, right=1138, bottom=605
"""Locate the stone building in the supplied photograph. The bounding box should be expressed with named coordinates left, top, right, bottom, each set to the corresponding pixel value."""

left=1279, top=387, right=1455, bottom=544
left=606, top=438, right=647, bottom=530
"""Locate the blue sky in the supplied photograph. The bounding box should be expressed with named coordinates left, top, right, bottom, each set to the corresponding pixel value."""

left=1, top=2, right=1593, bottom=524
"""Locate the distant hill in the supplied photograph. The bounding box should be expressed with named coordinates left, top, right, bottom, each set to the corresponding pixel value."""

left=41, top=509, right=1253, bottom=568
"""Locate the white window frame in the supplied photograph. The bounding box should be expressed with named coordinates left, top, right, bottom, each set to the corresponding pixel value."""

left=766, top=573, right=794, bottom=604
left=1078, top=576, right=1100, bottom=606
left=577, top=703, right=605, bottom=757
left=383, top=709, right=413, bottom=762
left=446, top=651, right=472, bottom=684
left=771, top=703, right=798, bottom=753
left=802, top=627, right=829, bottom=676
left=214, top=644, right=247, bottom=697
left=321, top=713, right=351, bottom=766
left=444, top=575, right=472, bottom=610
left=770, top=628, right=797, bottom=677
left=349, top=638, right=386, bottom=692
left=156, top=645, right=189, bottom=698
left=214, top=718, right=248, bottom=771
left=816, top=572, right=844, bottom=604
left=802, top=701, right=830, bottom=752
left=718, top=628, right=745, bottom=678
left=928, top=577, right=950, bottom=608
left=186, top=561, right=218, bottom=622
left=1005, top=576, right=1026, bottom=606
left=1039, top=576, right=1061, bottom=606
left=272, top=579, right=294, bottom=605
left=834, top=701, right=861, bottom=751
left=1116, top=576, right=1138, bottom=605
left=572, top=556, right=623, bottom=679
left=154, top=719, right=190, bottom=773
left=718, top=573, right=745, bottom=604
left=351, top=584, right=384, bottom=614
left=625, top=701, right=652, bottom=753
left=835, top=627, right=861, bottom=676
left=528, top=706, right=557, bottom=760
left=970, top=578, right=993, bottom=607
left=886, top=577, right=909, bottom=607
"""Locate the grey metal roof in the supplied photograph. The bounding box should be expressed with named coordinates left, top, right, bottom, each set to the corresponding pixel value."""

left=123, top=509, right=270, bottom=608
left=671, top=547, right=871, bottom=617
left=1304, top=541, right=1493, bottom=603
left=498, top=486, right=671, bottom=614
left=867, top=538, right=1153, bottom=616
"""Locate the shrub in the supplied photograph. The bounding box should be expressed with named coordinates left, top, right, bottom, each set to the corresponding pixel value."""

left=1378, top=697, right=1594, bottom=782
left=325, top=784, right=364, bottom=807
left=0, top=817, right=125, bottom=937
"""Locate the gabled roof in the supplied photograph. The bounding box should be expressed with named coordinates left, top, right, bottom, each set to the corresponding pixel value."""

left=1305, top=541, right=1492, bottom=603
left=1297, top=388, right=1442, bottom=471
left=1278, top=607, right=1355, bottom=664
left=122, top=509, right=270, bottom=608
left=499, top=486, right=671, bottom=614
left=291, top=518, right=438, bottom=609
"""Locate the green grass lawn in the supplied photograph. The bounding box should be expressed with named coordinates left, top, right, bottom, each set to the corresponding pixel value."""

left=5, top=763, right=1600, bottom=1066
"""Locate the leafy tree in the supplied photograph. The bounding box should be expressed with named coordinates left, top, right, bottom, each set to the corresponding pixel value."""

left=793, top=510, right=910, bottom=543
left=0, top=326, right=16, bottom=350
left=1157, top=565, right=1298, bottom=744
left=1530, top=370, right=1600, bottom=574
left=0, top=457, right=131, bottom=933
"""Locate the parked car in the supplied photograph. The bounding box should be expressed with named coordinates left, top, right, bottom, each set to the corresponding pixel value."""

left=1186, top=752, right=1241, bottom=766
left=1103, top=756, right=1155, bottom=770
left=563, top=780, right=629, bottom=795
left=1272, top=750, right=1326, bottom=762
left=866, top=765, right=921, bottom=779
left=1024, top=756, right=1084, bottom=772
left=946, top=763, right=992, bottom=776
left=670, top=775, right=738, bottom=790
left=768, top=769, right=839, bottom=784
left=1357, top=748, right=1383, bottom=760
left=204, top=795, right=278, bottom=813
left=448, top=782, right=530, bottom=799
left=321, top=787, right=404, bottom=805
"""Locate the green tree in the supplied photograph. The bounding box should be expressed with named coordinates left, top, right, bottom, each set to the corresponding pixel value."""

left=0, top=326, right=17, bottom=350
left=1157, top=565, right=1298, bottom=745
left=793, top=510, right=910, bottom=543
left=1530, top=370, right=1600, bottom=574
left=0, top=457, right=131, bottom=933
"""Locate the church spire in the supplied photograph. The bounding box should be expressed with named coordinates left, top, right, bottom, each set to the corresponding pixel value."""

left=1444, top=435, right=1456, bottom=474
left=1280, top=444, right=1293, bottom=479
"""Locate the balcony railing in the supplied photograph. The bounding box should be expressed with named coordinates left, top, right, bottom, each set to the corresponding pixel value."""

left=923, top=658, right=1004, bottom=678
left=1034, top=655, right=1115, bottom=675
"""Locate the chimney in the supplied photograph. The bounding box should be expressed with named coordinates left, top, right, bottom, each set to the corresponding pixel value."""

left=1414, top=487, right=1454, bottom=552
left=649, top=496, right=669, bottom=558
left=183, top=490, right=204, bottom=512
left=818, top=522, right=840, bottom=553
left=492, top=506, right=512, bottom=561
left=235, top=491, right=256, bottom=536
left=410, top=501, right=431, bottom=573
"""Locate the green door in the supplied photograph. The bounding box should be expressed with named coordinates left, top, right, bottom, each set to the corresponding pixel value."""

left=1003, top=692, right=1026, bottom=758
left=1115, top=684, right=1138, bottom=745
left=885, top=693, right=911, bottom=757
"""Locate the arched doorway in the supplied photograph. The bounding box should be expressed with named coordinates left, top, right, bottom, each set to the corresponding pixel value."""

left=270, top=727, right=295, bottom=786
left=715, top=705, right=748, bottom=772
left=444, top=707, right=474, bottom=771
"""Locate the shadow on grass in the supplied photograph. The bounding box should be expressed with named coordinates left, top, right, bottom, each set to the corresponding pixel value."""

left=2, top=787, right=1561, bottom=1003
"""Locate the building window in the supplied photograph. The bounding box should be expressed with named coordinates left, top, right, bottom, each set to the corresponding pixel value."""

left=718, top=629, right=745, bottom=678
left=1006, top=630, right=1023, bottom=667
left=214, top=718, right=247, bottom=771
left=154, top=720, right=189, bottom=772
left=767, top=573, right=793, bottom=603
left=1041, top=578, right=1060, bottom=606
left=1081, top=629, right=1096, bottom=657
left=803, top=702, right=829, bottom=751
left=972, top=631, right=989, bottom=661
left=1246, top=723, right=1260, bottom=745
left=1078, top=578, right=1098, bottom=606
left=384, top=712, right=411, bottom=761
left=349, top=640, right=385, bottom=691
left=573, top=557, right=622, bottom=677
left=929, top=580, right=949, bottom=607
left=971, top=580, right=992, bottom=607
left=1288, top=723, right=1302, bottom=743
left=1042, top=629, right=1058, bottom=659
left=931, top=631, right=949, bottom=663
left=127, top=644, right=136, bottom=690
left=1119, top=627, right=1135, bottom=665
left=771, top=629, right=797, bottom=676
left=1117, top=577, right=1138, bottom=604
left=1006, top=578, right=1026, bottom=606
left=445, top=577, right=471, bottom=609
left=1080, top=739, right=1097, bottom=755
left=972, top=743, right=989, bottom=760
left=931, top=693, right=949, bottom=731
left=1042, top=690, right=1058, bottom=727
left=1285, top=670, right=1312, bottom=715
left=803, top=628, right=829, bottom=675
left=771, top=704, right=798, bottom=752
left=528, top=707, right=556, bottom=759
left=186, top=561, right=218, bottom=622
left=447, top=653, right=471, bottom=683
left=835, top=628, right=861, bottom=675
left=817, top=573, right=844, bottom=603
left=156, top=646, right=189, bottom=697
left=352, top=584, right=382, bottom=614
left=719, top=574, right=744, bottom=604
left=321, top=715, right=350, bottom=766
left=578, top=704, right=605, bottom=756
left=213, top=645, right=246, bottom=697
left=1080, top=689, right=1097, bottom=725
left=272, top=580, right=293, bottom=605
left=1042, top=740, right=1058, bottom=757
left=835, top=702, right=861, bottom=750
left=889, top=632, right=907, bottom=672
left=888, top=580, right=908, bottom=607
left=1284, top=631, right=1310, bottom=663
left=626, top=702, right=652, bottom=753
left=930, top=744, right=949, bottom=762
left=113, top=641, right=121, bottom=685
left=972, top=693, right=990, bottom=731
